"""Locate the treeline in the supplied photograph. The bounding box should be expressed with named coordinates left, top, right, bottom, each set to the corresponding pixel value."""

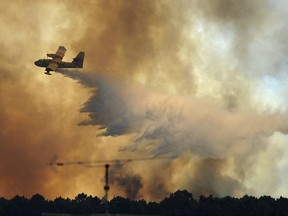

left=1, top=190, right=288, bottom=216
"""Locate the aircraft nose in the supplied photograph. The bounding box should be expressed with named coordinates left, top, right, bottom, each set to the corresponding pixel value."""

left=34, top=61, right=39, bottom=66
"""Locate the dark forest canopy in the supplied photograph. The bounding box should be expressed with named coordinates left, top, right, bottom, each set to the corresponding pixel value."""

left=1, top=190, right=288, bottom=216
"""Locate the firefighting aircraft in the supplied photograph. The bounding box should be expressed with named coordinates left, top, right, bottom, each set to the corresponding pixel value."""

left=34, top=46, right=85, bottom=75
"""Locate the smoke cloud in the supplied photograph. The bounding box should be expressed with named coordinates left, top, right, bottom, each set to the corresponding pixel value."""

left=1, top=0, right=288, bottom=201
left=58, top=68, right=288, bottom=198
left=109, top=163, right=143, bottom=200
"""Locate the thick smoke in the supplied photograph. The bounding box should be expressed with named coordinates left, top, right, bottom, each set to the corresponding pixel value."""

left=58, top=68, right=288, bottom=198
left=0, top=1, right=110, bottom=199
left=65, top=0, right=196, bottom=94
left=2, top=0, right=288, bottom=200
left=109, top=163, right=143, bottom=200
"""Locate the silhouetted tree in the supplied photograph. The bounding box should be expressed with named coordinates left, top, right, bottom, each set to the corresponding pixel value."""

left=73, top=193, right=89, bottom=214
left=109, top=196, right=132, bottom=214
left=10, top=195, right=31, bottom=216
left=30, top=194, right=46, bottom=216
left=85, top=195, right=104, bottom=213
left=160, top=190, right=196, bottom=216
left=239, top=195, right=258, bottom=216
left=255, top=196, right=276, bottom=216
left=147, top=201, right=161, bottom=215
left=49, top=196, right=72, bottom=213
left=1, top=191, right=288, bottom=215
left=128, top=199, right=150, bottom=214
left=0, top=197, right=10, bottom=216
left=217, top=196, right=241, bottom=216
left=72, top=193, right=104, bottom=214
left=275, top=197, right=288, bottom=216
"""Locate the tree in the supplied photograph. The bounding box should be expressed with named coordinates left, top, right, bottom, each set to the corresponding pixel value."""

left=10, top=195, right=31, bottom=216
left=72, top=194, right=104, bottom=214
left=30, top=194, right=46, bottom=215
left=109, top=196, right=132, bottom=214
left=0, top=197, right=10, bottom=216
left=49, top=197, right=72, bottom=213
left=160, top=190, right=196, bottom=216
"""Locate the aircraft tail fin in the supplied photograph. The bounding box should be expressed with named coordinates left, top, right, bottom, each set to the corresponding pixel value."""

left=72, top=51, right=85, bottom=68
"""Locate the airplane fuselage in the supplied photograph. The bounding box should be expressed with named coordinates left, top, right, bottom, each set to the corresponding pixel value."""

left=34, top=59, right=81, bottom=69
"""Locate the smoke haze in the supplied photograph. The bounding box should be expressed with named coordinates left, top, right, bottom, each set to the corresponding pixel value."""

left=1, top=0, right=288, bottom=200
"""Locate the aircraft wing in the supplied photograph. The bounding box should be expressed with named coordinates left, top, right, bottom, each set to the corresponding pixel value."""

left=46, top=61, right=59, bottom=71
left=46, top=46, right=67, bottom=71
left=55, top=46, right=66, bottom=59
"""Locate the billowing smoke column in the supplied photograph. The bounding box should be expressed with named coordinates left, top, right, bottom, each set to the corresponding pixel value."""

left=109, top=163, right=143, bottom=200
left=58, top=68, right=288, bottom=199
left=2, top=0, right=288, bottom=200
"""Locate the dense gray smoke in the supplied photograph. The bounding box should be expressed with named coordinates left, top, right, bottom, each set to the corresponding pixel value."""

left=58, top=68, right=288, bottom=198
left=2, top=0, right=288, bottom=200
left=109, top=164, right=143, bottom=200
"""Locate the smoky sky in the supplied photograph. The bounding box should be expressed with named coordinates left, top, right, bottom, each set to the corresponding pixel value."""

left=1, top=0, right=288, bottom=201
left=57, top=67, right=288, bottom=199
